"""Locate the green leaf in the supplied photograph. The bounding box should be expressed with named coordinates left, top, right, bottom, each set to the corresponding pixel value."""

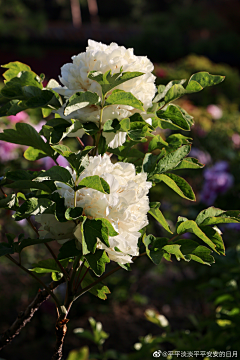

left=65, top=207, right=83, bottom=221
left=34, top=166, right=74, bottom=187
left=177, top=220, right=220, bottom=254
left=148, top=135, right=168, bottom=152
left=66, top=347, right=89, bottom=360
left=52, top=272, right=63, bottom=281
left=57, top=239, right=82, bottom=260
left=13, top=197, right=53, bottom=220
left=6, top=180, right=55, bottom=193
left=186, top=72, right=225, bottom=93
left=98, top=218, right=118, bottom=237
left=195, top=207, right=226, bottom=225
left=196, top=208, right=240, bottom=226
left=24, top=89, right=55, bottom=109
left=164, top=83, right=186, bottom=103
left=82, top=218, right=111, bottom=254
left=0, top=194, right=19, bottom=210
left=102, top=118, right=130, bottom=133
left=77, top=175, right=110, bottom=194
left=190, top=246, right=215, bottom=265
left=52, top=145, right=94, bottom=176
left=0, top=123, right=54, bottom=157
left=157, top=104, right=191, bottom=131
left=143, top=235, right=168, bottom=265
left=2, top=61, right=32, bottom=81
left=173, top=157, right=204, bottom=170
left=24, top=147, right=47, bottom=161
left=200, top=226, right=225, bottom=255
left=85, top=250, right=110, bottom=276
left=151, top=173, right=196, bottom=201
left=0, top=243, right=14, bottom=257
left=155, top=145, right=191, bottom=174
left=173, top=239, right=215, bottom=265
left=88, top=70, right=144, bottom=96
left=81, top=266, right=111, bottom=300
left=153, top=79, right=186, bottom=103
left=162, top=244, right=185, bottom=260
left=142, top=153, right=158, bottom=174
left=64, top=91, right=100, bottom=116
left=16, top=237, right=55, bottom=253
left=98, top=135, right=108, bottom=156
left=42, top=118, right=84, bottom=144
left=105, top=89, right=144, bottom=111
left=148, top=206, right=173, bottom=234
left=29, top=258, right=69, bottom=274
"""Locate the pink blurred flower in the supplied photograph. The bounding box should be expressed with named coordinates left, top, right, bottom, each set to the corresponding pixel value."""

left=207, top=105, right=223, bottom=120
left=8, top=111, right=29, bottom=123
left=39, top=155, right=69, bottom=170
left=0, top=141, right=19, bottom=162
left=232, top=133, right=240, bottom=148
left=33, top=120, right=46, bottom=133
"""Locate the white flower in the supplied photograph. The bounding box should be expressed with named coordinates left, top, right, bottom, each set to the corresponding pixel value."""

left=36, top=155, right=152, bottom=264
left=53, top=40, right=156, bottom=148
left=36, top=214, right=76, bottom=244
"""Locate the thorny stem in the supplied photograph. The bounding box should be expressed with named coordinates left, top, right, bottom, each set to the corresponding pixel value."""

left=26, top=217, right=70, bottom=281
left=5, top=254, right=62, bottom=313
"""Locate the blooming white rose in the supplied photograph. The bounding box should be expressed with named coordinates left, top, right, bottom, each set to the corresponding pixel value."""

left=36, top=154, right=152, bottom=264
left=53, top=40, right=156, bottom=148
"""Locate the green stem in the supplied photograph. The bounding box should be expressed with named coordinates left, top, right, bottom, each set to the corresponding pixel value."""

left=5, top=254, right=62, bottom=313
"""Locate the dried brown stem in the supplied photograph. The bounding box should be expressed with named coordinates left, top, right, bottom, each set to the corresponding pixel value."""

left=51, top=318, right=68, bottom=360
left=0, top=277, right=65, bottom=350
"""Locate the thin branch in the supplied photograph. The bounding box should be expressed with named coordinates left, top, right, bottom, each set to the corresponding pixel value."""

left=0, top=277, right=65, bottom=350
left=73, top=259, right=85, bottom=292
left=26, top=217, right=70, bottom=281
left=0, top=187, right=7, bottom=197
left=168, top=234, right=179, bottom=243
left=76, top=265, right=89, bottom=292
left=76, top=137, right=85, bottom=148
left=45, top=243, right=70, bottom=281
left=5, top=254, right=61, bottom=311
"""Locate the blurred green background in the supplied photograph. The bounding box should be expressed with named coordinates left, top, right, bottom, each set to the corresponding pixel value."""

left=1, top=1, right=240, bottom=359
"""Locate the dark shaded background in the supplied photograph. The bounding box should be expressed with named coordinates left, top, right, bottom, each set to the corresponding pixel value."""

left=1, top=1, right=240, bottom=359
left=1, top=0, right=240, bottom=79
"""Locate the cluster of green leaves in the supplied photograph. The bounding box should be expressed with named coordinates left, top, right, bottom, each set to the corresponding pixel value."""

left=0, top=62, right=61, bottom=117
left=144, top=206, right=240, bottom=267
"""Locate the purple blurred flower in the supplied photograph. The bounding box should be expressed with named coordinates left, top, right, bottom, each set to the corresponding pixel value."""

left=207, top=105, right=223, bottom=119
left=8, top=111, right=29, bottom=123
left=201, top=161, right=234, bottom=206
left=190, top=147, right=211, bottom=165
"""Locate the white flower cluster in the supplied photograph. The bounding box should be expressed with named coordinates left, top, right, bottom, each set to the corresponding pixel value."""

left=36, top=155, right=152, bottom=264
left=54, top=40, right=156, bottom=148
